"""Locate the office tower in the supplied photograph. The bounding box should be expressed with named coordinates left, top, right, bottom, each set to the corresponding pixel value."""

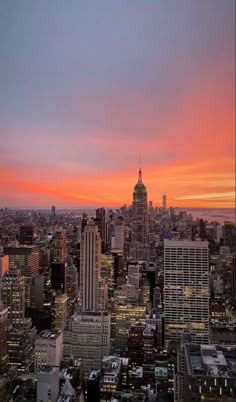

left=232, top=256, right=236, bottom=302
left=19, top=225, right=34, bottom=245
left=80, top=221, right=106, bottom=311
left=162, top=194, right=167, bottom=210
left=112, top=249, right=124, bottom=287
left=3, top=245, right=40, bottom=307
left=35, top=330, right=63, bottom=373
left=63, top=311, right=111, bottom=376
left=0, top=254, right=8, bottom=299
left=52, top=293, right=68, bottom=330
left=53, top=229, right=66, bottom=263
left=0, top=255, right=9, bottom=280
left=31, top=274, right=44, bottom=310
left=128, top=264, right=140, bottom=289
left=66, top=262, right=78, bottom=303
left=37, top=366, right=59, bottom=402
left=0, top=303, right=8, bottom=374
left=131, top=167, right=148, bottom=260
left=95, top=207, right=106, bottom=252
left=111, top=304, right=146, bottom=354
left=223, top=221, right=235, bottom=252
left=164, top=240, right=209, bottom=345
left=128, top=323, right=146, bottom=366
left=114, top=216, right=124, bottom=250
left=51, top=205, right=56, bottom=224
left=7, top=328, right=34, bottom=373
left=1, top=266, right=25, bottom=325
left=51, top=262, right=67, bottom=293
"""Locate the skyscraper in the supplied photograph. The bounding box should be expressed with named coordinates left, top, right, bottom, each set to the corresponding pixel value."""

left=1, top=266, right=25, bottom=325
left=19, top=225, right=34, bottom=245
left=51, top=205, right=56, bottom=225
left=53, top=229, right=67, bottom=263
left=131, top=168, right=148, bottom=260
left=3, top=245, right=40, bottom=307
left=0, top=303, right=8, bottom=374
left=164, top=240, right=209, bottom=345
left=162, top=194, right=167, bottom=211
left=114, top=216, right=124, bottom=250
left=80, top=221, right=107, bottom=311
left=95, top=208, right=106, bottom=252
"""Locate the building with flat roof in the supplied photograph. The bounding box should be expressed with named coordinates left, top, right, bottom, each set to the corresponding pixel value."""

left=7, top=328, right=34, bottom=373
left=176, top=343, right=236, bottom=402
left=37, top=366, right=59, bottom=402
left=164, top=239, right=209, bottom=345
left=63, top=311, right=111, bottom=377
left=100, top=356, right=122, bottom=399
left=3, top=245, right=40, bottom=307
left=35, top=330, right=63, bottom=373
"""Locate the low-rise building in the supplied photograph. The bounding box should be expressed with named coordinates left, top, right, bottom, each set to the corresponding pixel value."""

left=176, top=343, right=236, bottom=401
left=35, top=330, right=63, bottom=373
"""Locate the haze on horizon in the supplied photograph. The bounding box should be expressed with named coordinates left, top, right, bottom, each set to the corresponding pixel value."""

left=0, top=0, right=235, bottom=209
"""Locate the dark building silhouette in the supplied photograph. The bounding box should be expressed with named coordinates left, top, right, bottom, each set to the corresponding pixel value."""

left=19, top=225, right=34, bottom=245
left=51, top=262, right=67, bottom=293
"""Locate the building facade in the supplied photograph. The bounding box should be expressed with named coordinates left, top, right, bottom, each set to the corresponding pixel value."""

left=3, top=245, right=40, bottom=307
left=80, top=222, right=106, bottom=311
left=1, top=266, right=25, bottom=325
left=164, top=240, right=209, bottom=345
left=35, top=330, right=63, bottom=373
left=63, top=311, right=111, bottom=376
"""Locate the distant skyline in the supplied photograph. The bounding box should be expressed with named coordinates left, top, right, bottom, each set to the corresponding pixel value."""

left=0, top=0, right=235, bottom=208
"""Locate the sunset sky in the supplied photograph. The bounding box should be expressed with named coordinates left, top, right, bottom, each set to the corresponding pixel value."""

left=0, top=0, right=235, bottom=208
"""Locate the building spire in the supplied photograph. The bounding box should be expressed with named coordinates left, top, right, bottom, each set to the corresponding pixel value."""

left=138, top=155, right=142, bottom=183
left=138, top=167, right=142, bottom=183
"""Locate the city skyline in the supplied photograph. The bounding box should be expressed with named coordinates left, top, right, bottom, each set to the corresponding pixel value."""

left=0, top=1, right=235, bottom=209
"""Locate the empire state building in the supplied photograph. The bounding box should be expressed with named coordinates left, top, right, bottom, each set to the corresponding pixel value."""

left=131, top=168, right=148, bottom=260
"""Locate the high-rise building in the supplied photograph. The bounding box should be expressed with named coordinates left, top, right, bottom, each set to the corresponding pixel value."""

left=53, top=229, right=66, bottom=263
left=63, top=311, right=111, bottom=376
left=80, top=221, right=107, bottom=311
left=131, top=168, right=148, bottom=260
left=0, top=255, right=9, bottom=280
left=95, top=208, right=106, bottom=252
left=162, top=194, right=167, bottom=211
left=0, top=254, right=9, bottom=298
left=223, top=221, right=235, bottom=252
left=127, top=264, right=140, bottom=289
left=7, top=328, right=34, bottom=373
left=51, top=262, right=67, bottom=293
left=114, top=216, right=124, bottom=250
left=19, top=225, right=34, bottom=245
left=1, top=266, right=25, bottom=325
left=164, top=240, right=209, bottom=345
left=0, top=303, right=8, bottom=374
left=52, top=293, right=68, bottom=330
left=111, top=304, right=146, bottom=354
left=3, top=245, right=40, bottom=307
left=35, top=330, right=63, bottom=373
left=51, top=205, right=56, bottom=225
left=232, top=256, right=236, bottom=302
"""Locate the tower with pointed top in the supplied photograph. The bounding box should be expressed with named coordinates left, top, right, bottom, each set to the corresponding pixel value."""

left=131, top=168, right=148, bottom=260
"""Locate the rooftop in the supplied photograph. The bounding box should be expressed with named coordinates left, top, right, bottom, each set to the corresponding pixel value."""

left=102, top=356, right=122, bottom=375
left=185, top=344, right=236, bottom=378
left=37, top=329, right=62, bottom=340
